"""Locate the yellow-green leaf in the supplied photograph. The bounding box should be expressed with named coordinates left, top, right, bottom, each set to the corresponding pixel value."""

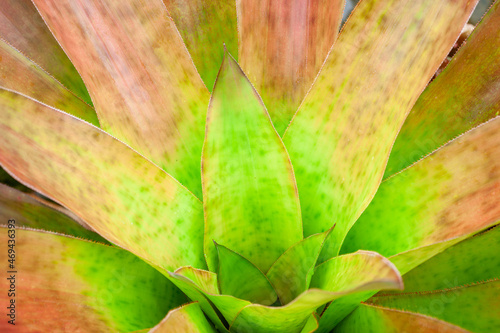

left=0, top=89, right=205, bottom=271
left=283, top=0, right=478, bottom=260
left=202, top=51, right=302, bottom=272
left=149, top=302, right=216, bottom=333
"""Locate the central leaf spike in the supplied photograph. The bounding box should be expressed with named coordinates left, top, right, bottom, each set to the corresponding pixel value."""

left=202, top=48, right=303, bottom=272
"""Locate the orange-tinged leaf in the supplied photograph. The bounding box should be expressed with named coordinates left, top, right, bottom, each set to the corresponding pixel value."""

left=149, top=303, right=217, bottom=333
left=32, top=0, right=210, bottom=197
left=0, top=228, right=187, bottom=332
left=163, top=0, right=239, bottom=90
left=0, top=183, right=107, bottom=243
left=237, top=0, right=344, bottom=134
left=0, top=0, right=92, bottom=104
left=0, top=39, right=99, bottom=126
left=342, top=116, right=500, bottom=265
left=283, top=0, right=478, bottom=259
left=0, top=89, right=206, bottom=271
left=335, top=304, right=468, bottom=333
left=385, top=1, right=500, bottom=178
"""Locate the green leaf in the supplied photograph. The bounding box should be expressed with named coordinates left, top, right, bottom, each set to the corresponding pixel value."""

left=383, top=225, right=500, bottom=295
left=368, top=279, right=500, bottom=333
left=301, top=313, right=319, bottom=333
left=312, top=251, right=403, bottom=331
left=342, top=117, right=500, bottom=268
left=149, top=302, right=216, bottom=333
left=168, top=267, right=251, bottom=330
left=282, top=0, right=478, bottom=260
left=385, top=1, right=500, bottom=178
left=0, top=0, right=92, bottom=104
left=32, top=0, right=210, bottom=197
left=164, top=0, right=238, bottom=90
left=267, top=228, right=333, bottom=305
left=335, top=303, right=468, bottom=333
left=230, top=251, right=402, bottom=333
left=0, top=183, right=107, bottom=243
left=237, top=0, right=344, bottom=133
left=216, top=243, right=277, bottom=305
left=0, top=89, right=205, bottom=271
left=0, top=228, right=187, bottom=332
left=0, top=39, right=99, bottom=126
left=202, top=50, right=302, bottom=272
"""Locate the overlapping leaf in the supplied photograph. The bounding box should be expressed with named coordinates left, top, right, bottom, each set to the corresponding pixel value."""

left=0, top=228, right=186, bottom=332
left=283, top=0, right=478, bottom=260
left=32, top=0, right=210, bottom=197
left=0, top=40, right=99, bottom=126
left=0, top=183, right=106, bottom=243
left=335, top=304, right=468, bottom=333
left=149, top=302, right=216, bottom=333
left=230, top=251, right=402, bottom=332
left=202, top=51, right=302, bottom=272
left=342, top=117, right=500, bottom=270
left=0, top=0, right=91, bottom=103
left=385, top=1, right=500, bottom=178
left=237, top=0, right=344, bottom=133
left=164, top=0, right=238, bottom=90
left=0, top=89, right=206, bottom=271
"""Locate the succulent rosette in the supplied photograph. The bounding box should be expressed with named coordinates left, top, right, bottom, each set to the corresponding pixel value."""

left=0, top=0, right=499, bottom=332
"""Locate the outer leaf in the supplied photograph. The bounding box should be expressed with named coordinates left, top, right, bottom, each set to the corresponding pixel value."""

left=32, top=0, right=210, bottom=197
left=385, top=1, right=500, bottom=178
left=237, top=0, right=344, bottom=133
left=0, top=0, right=91, bottom=103
left=267, top=228, right=332, bottom=305
left=0, top=183, right=107, bottom=243
left=0, top=89, right=205, bottom=271
left=169, top=267, right=251, bottom=330
left=0, top=39, right=99, bottom=126
left=380, top=226, right=500, bottom=294
left=202, top=51, right=302, bottom=272
left=149, top=302, right=216, bottom=333
left=335, top=303, right=468, bottom=333
left=312, top=251, right=403, bottom=331
left=342, top=117, right=500, bottom=264
left=0, top=228, right=186, bottom=332
left=368, top=279, right=500, bottom=333
left=282, top=0, right=478, bottom=259
left=230, top=251, right=402, bottom=333
left=216, top=243, right=277, bottom=305
left=163, top=0, right=238, bottom=90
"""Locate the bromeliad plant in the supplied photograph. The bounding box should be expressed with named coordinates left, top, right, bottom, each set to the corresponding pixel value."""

left=0, top=0, right=499, bottom=332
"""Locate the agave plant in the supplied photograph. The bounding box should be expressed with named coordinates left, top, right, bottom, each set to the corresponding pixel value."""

left=0, top=0, right=499, bottom=332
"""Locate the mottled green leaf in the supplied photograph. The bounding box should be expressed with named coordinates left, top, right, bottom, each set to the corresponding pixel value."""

left=342, top=117, right=500, bottom=269
left=0, top=89, right=205, bottom=271
left=383, top=225, right=500, bottom=295
left=385, top=1, right=500, bottom=178
left=169, top=267, right=251, bottom=330
left=0, top=39, right=99, bottom=126
left=0, top=183, right=107, bottom=243
left=216, top=243, right=277, bottom=305
left=0, top=228, right=186, bottom=332
left=267, top=228, right=332, bottom=305
left=369, top=279, right=500, bottom=333
left=335, top=303, right=468, bottom=333
left=163, top=0, right=238, bottom=90
left=202, top=51, right=302, bottom=272
left=149, top=302, right=216, bottom=333
left=32, top=0, right=210, bottom=197
left=312, top=251, right=403, bottom=331
left=283, top=0, right=478, bottom=260
left=237, top=0, right=344, bottom=133
left=230, top=251, right=402, bottom=333
left=0, top=0, right=92, bottom=104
